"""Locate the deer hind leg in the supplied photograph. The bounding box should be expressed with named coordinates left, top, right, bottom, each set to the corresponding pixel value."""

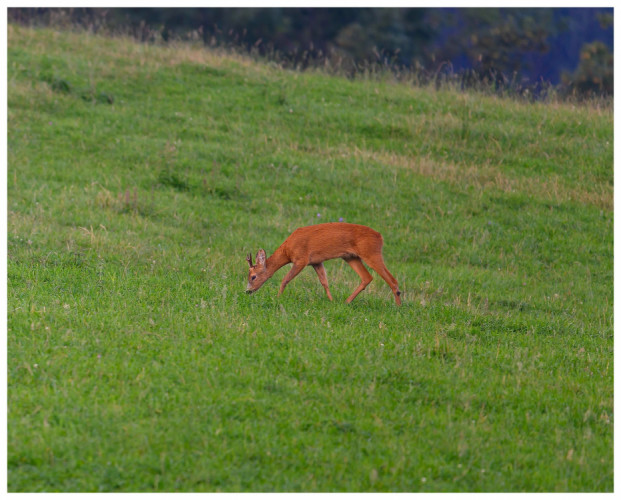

left=361, top=254, right=402, bottom=305
left=344, top=257, right=373, bottom=304
left=312, top=263, right=333, bottom=301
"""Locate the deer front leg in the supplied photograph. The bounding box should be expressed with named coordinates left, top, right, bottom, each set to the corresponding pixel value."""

left=344, top=257, right=373, bottom=304
left=312, top=263, right=333, bottom=301
left=278, top=262, right=305, bottom=296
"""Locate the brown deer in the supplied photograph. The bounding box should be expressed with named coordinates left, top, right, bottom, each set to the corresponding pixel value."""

left=246, top=222, right=402, bottom=305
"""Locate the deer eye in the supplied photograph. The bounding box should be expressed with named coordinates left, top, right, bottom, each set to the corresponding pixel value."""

left=251, top=275, right=257, bottom=281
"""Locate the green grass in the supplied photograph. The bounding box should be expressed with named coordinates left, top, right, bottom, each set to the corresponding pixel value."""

left=7, top=25, right=613, bottom=492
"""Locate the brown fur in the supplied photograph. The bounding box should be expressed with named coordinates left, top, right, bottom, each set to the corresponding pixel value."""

left=246, top=223, right=401, bottom=305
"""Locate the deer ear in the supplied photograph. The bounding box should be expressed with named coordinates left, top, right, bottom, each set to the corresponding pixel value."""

left=256, top=249, right=266, bottom=266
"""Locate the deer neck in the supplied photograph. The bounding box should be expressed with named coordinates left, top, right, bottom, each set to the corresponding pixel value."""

left=265, top=246, right=290, bottom=276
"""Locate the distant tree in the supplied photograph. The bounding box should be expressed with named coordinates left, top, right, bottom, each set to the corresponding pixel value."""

left=438, top=8, right=554, bottom=79
left=563, top=41, right=613, bottom=97
left=333, top=9, right=433, bottom=63
left=596, top=11, right=613, bottom=30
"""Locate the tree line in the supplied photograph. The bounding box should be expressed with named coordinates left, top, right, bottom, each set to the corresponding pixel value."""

left=9, top=7, right=613, bottom=98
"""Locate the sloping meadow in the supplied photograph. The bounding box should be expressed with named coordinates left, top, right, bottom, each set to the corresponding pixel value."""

left=7, top=25, right=613, bottom=491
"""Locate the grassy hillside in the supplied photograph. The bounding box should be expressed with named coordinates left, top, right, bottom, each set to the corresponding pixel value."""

left=7, top=25, right=613, bottom=492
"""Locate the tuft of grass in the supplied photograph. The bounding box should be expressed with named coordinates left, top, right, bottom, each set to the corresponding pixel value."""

left=7, top=25, right=612, bottom=492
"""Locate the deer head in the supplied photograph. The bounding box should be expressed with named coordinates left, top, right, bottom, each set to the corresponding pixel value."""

left=246, top=249, right=269, bottom=294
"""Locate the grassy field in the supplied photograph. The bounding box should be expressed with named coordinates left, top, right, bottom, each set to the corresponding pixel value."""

left=7, top=24, right=613, bottom=492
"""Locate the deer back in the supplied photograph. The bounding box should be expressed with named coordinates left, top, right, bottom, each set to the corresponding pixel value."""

left=283, top=223, right=383, bottom=264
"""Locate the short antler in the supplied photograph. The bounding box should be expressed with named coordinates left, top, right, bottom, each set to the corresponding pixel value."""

left=246, top=253, right=253, bottom=267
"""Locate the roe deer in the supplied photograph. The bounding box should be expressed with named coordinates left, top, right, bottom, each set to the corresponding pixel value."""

left=246, top=222, right=402, bottom=305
